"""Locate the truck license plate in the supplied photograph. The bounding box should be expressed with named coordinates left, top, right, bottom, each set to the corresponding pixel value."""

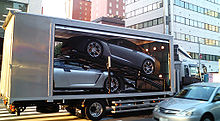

left=159, top=117, right=168, bottom=121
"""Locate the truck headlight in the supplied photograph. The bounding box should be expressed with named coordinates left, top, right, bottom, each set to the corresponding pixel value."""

left=176, top=107, right=195, bottom=116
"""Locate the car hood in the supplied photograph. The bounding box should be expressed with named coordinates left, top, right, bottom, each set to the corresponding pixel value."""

left=158, top=98, right=207, bottom=111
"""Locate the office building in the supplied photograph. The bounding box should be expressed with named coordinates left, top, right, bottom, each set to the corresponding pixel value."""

left=125, top=0, right=220, bottom=72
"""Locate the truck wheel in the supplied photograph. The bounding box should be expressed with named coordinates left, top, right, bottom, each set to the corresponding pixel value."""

left=142, top=59, right=154, bottom=75
left=85, top=101, right=106, bottom=121
left=104, top=76, right=120, bottom=93
left=86, top=40, right=103, bottom=58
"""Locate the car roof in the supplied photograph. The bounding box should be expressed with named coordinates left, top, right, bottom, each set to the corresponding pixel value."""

left=191, top=82, right=220, bottom=88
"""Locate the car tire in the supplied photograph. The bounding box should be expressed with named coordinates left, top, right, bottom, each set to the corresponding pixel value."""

left=201, top=114, right=214, bottom=121
left=85, top=101, right=106, bottom=121
left=86, top=40, right=103, bottom=58
left=104, top=76, right=120, bottom=93
left=142, top=59, right=154, bottom=75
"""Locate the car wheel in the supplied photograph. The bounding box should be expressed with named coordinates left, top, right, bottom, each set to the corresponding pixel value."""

left=104, top=76, right=120, bottom=93
left=85, top=101, right=106, bottom=121
left=142, top=59, right=154, bottom=75
left=201, top=114, right=214, bottom=121
left=86, top=40, right=103, bottom=58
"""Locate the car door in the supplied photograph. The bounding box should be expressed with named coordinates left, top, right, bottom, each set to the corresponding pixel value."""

left=54, top=60, right=70, bottom=88
left=64, top=62, right=102, bottom=88
left=108, top=39, right=136, bottom=66
left=210, top=88, right=220, bottom=121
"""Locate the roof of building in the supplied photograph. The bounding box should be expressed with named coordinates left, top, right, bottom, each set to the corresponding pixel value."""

left=92, top=16, right=125, bottom=25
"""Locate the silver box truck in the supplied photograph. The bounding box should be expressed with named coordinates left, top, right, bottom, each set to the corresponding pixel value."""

left=0, top=11, right=175, bottom=120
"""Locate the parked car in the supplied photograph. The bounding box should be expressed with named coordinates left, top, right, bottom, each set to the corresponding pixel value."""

left=153, top=82, right=220, bottom=121
left=53, top=59, right=120, bottom=93
left=61, top=36, right=160, bottom=75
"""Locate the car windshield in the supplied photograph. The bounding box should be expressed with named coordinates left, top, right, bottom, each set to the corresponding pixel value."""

left=174, top=85, right=215, bottom=101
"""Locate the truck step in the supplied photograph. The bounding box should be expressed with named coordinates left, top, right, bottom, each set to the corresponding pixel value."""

left=112, top=98, right=166, bottom=104
left=111, top=103, right=157, bottom=110
left=111, top=107, right=154, bottom=113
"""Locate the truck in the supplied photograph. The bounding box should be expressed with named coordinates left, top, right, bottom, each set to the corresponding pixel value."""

left=0, top=11, right=175, bottom=120
left=174, top=44, right=201, bottom=91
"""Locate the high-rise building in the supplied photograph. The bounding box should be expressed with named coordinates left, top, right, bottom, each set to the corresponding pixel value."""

left=125, top=0, right=220, bottom=73
left=71, top=0, right=91, bottom=21
left=0, top=0, right=42, bottom=38
left=91, top=0, right=125, bottom=21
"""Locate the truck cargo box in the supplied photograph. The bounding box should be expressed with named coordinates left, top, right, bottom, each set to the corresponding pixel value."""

left=1, top=11, right=174, bottom=105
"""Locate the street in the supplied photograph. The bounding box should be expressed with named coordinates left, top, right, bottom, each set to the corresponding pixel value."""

left=0, top=101, right=155, bottom=121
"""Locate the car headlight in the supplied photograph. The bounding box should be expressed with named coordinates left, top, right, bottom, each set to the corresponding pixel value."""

left=154, top=105, right=159, bottom=112
left=176, top=107, right=195, bottom=116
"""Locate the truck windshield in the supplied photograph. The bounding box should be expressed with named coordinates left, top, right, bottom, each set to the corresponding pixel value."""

left=174, top=85, right=215, bottom=101
left=190, top=66, right=199, bottom=77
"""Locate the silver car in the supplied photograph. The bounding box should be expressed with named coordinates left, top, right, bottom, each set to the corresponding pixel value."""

left=153, top=83, right=220, bottom=121
left=53, top=59, right=120, bottom=93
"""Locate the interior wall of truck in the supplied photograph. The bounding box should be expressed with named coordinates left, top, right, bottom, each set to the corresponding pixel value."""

left=53, top=26, right=170, bottom=95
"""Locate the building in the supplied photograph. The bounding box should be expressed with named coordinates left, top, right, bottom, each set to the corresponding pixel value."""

left=91, top=0, right=125, bottom=21
left=92, top=16, right=125, bottom=27
left=72, top=0, right=91, bottom=21
left=125, top=0, right=220, bottom=73
left=0, top=0, right=42, bottom=38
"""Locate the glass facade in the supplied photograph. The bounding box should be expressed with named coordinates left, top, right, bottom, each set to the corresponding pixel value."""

left=0, top=0, right=28, bottom=38
left=174, top=15, right=220, bottom=33
left=174, top=0, right=220, bottom=19
left=174, top=32, right=220, bottom=47
left=189, top=52, right=220, bottom=61
left=127, top=17, right=164, bottom=29
left=126, top=1, right=163, bottom=18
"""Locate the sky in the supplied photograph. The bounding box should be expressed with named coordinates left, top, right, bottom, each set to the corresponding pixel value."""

left=42, top=0, right=66, bottom=18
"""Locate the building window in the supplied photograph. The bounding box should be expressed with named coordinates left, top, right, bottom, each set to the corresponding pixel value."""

left=116, top=0, right=119, bottom=2
left=116, top=4, right=119, bottom=8
left=109, top=9, right=112, bottom=14
left=148, top=4, right=153, bottom=11
left=109, top=2, right=112, bottom=7
left=116, top=11, right=119, bottom=15
left=175, top=0, right=220, bottom=20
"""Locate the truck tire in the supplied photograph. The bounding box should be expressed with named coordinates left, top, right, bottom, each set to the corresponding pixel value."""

left=85, top=101, right=106, bottom=121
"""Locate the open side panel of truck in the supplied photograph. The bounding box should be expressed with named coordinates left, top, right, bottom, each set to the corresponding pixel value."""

left=52, top=24, right=171, bottom=94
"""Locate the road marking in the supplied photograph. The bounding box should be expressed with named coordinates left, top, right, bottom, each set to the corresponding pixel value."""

left=0, top=106, right=91, bottom=121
